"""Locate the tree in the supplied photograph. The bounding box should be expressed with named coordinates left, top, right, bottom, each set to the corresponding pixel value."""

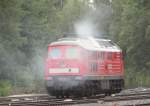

left=109, top=0, right=150, bottom=87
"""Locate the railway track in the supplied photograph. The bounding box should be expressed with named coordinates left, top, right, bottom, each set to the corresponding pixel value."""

left=102, top=91, right=150, bottom=106
left=0, top=99, right=98, bottom=106
left=0, top=94, right=99, bottom=106
left=104, top=92, right=150, bottom=102
left=1, top=91, right=150, bottom=106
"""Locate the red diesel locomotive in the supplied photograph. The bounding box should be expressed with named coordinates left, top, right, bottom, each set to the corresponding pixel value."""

left=45, top=37, right=124, bottom=97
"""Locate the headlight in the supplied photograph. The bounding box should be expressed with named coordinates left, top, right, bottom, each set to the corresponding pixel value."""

left=46, top=76, right=53, bottom=80
left=75, top=76, right=82, bottom=80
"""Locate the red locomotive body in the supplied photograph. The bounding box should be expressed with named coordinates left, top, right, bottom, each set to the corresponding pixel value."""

left=45, top=37, right=124, bottom=97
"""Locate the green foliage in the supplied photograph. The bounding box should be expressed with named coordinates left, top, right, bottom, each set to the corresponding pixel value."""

left=0, top=80, right=11, bottom=96
left=109, top=0, right=150, bottom=87
left=125, top=69, right=150, bottom=88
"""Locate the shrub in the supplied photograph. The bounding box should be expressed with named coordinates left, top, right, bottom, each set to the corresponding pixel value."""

left=0, top=80, right=12, bottom=96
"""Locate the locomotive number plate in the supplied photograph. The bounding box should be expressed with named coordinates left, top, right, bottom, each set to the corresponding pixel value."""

left=49, top=68, right=79, bottom=73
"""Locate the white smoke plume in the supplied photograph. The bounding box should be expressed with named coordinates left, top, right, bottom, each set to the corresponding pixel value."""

left=74, top=2, right=112, bottom=38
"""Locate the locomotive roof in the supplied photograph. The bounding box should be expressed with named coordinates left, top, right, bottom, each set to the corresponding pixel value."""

left=50, top=37, right=121, bottom=52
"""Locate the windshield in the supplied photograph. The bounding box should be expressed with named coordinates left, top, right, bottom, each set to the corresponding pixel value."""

left=49, top=48, right=61, bottom=59
left=66, top=47, right=78, bottom=59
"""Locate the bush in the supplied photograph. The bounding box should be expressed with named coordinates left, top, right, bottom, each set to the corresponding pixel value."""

left=125, top=68, right=150, bottom=88
left=0, top=80, right=12, bottom=96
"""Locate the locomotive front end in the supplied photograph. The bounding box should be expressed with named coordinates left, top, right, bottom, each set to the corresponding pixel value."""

left=45, top=43, right=85, bottom=96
